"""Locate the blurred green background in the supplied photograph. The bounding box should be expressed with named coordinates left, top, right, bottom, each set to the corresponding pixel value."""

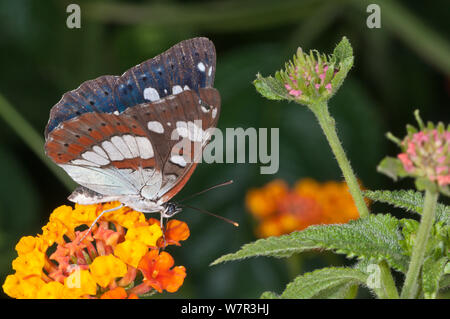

left=0, top=0, right=448, bottom=298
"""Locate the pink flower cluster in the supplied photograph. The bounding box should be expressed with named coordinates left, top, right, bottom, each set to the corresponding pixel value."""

left=284, top=62, right=333, bottom=98
left=398, top=129, right=450, bottom=186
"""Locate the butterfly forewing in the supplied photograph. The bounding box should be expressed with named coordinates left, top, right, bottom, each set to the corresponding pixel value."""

left=114, top=37, right=216, bottom=111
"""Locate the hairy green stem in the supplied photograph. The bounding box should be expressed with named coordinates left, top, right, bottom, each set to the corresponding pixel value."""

left=401, top=188, right=438, bottom=298
left=376, top=260, right=399, bottom=299
left=0, top=93, right=75, bottom=190
left=310, top=101, right=369, bottom=218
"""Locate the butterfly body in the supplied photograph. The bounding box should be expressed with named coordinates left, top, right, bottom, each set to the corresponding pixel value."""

left=45, top=38, right=219, bottom=215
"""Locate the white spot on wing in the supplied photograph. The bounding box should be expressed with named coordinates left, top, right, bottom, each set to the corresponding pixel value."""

left=111, top=136, right=133, bottom=158
left=101, top=141, right=124, bottom=161
left=212, top=108, right=217, bottom=119
left=71, top=159, right=100, bottom=167
left=172, top=85, right=183, bottom=95
left=135, top=136, right=154, bottom=159
left=170, top=155, right=187, bottom=167
left=147, top=121, right=164, bottom=134
left=187, top=121, right=205, bottom=142
left=183, top=85, right=190, bottom=91
left=93, top=145, right=108, bottom=159
left=208, top=66, right=212, bottom=76
left=143, top=87, right=160, bottom=102
left=81, top=151, right=110, bottom=166
left=123, top=135, right=140, bottom=157
left=176, top=121, right=188, bottom=138
left=197, top=62, right=205, bottom=72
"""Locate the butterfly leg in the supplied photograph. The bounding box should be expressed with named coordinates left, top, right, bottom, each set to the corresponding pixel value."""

left=159, top=210, right=167, bottom=247
left=78, top=203, right=124, bottom=243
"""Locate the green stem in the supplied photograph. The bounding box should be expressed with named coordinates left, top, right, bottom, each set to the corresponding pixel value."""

left=310, top=101, right=369, bottom=218
left=401, top=188, right=438, bottom=298
left=0, top=93, right=75, bottom=190
left=376, top=260, right=399, bottom=299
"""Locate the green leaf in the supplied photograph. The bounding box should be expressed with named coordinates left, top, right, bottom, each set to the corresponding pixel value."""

left=422, top=256, right=447, bottom=299
left=253, top=73, right=293, bottom=101
left=439, top=274, right=450, bottom=292
left=211, top=214, right=409, bottom=272
left=260, top=291, right=280, bottom=299
left=333, top=36, right=353, bottom=64
left=364, top=189, right=450, bottom=225
left=330, top=36, right=354, bottom=94
left=280, top=267, right=367, bottom=299
left=377, top=156, right=408, bottom=181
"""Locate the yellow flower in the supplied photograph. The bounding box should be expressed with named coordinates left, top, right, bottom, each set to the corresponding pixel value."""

left=12, top=250, right=45, bottom=277
left=89, top=255, right=127, bottom=288
left=36, top=281, right=65, bottom=299
left=71, top=204, right=98, bottom=227
left=125, top=224, right=162, bottom=247
left=114, top=239, right=148, bottom=268
left=15, top=236, right=47, bottom=255
left=3, top=274, right=45, bottom=299
left=65, top=269, right=97, bottom=296
left=3, top=202, right=189, bottom=299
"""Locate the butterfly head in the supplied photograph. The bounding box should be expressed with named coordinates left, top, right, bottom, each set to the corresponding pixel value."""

left=162, top=202, right=182, bottom=218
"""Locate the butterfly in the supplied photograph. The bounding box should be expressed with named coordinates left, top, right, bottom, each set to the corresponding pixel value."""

left=44, top=37, right=220, bottom=220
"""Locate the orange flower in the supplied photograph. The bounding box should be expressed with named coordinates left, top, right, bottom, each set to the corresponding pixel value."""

left=2, top=202, right=190, bottom=299
left=101, top=287, right=138, bottom=299
left=138, top=250, right=186, bottom=293
left=246, top=180, right=288, bottom=218
left=148, top=218, right=190, bottom=248
left=247, top=178, right=365, bottom=237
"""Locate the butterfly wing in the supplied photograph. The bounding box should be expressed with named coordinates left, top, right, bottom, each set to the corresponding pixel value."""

left=45, top=37, right=218, bottom=210
left=121, top=88, right=221, bottom=205
left=114, top=37, right=216, bottom=111
left=45, top=37, right=216, bottom=136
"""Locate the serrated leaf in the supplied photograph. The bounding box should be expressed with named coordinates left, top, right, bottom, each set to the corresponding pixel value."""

left=253, top=73, right=293, bottom=101
left=364, top=189, right=449, bottom=225
left=211, top=214, right=409, bottom=272
left=422, top=256, right=447, bottom=299
left=377, top=156, right=407, bottom=181
left=280, top=267, right=367, bottom=299
left=210, top=234, right=320, bottom=266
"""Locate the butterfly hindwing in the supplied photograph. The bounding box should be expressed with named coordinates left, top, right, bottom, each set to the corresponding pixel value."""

left=121, top=88, right=221, bottom=203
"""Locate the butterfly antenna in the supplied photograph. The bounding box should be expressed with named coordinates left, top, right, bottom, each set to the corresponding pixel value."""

left=178, top=180, right=234, bottom=203
left=179, top=203, right=239, bottom=227
left=78, top=204, right=124, bottom=243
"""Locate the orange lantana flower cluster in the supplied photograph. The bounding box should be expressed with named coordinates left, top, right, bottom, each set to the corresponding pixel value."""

left=2, top=202, right=189, bottom=299
left=246, top=178, right=365, bottom=237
